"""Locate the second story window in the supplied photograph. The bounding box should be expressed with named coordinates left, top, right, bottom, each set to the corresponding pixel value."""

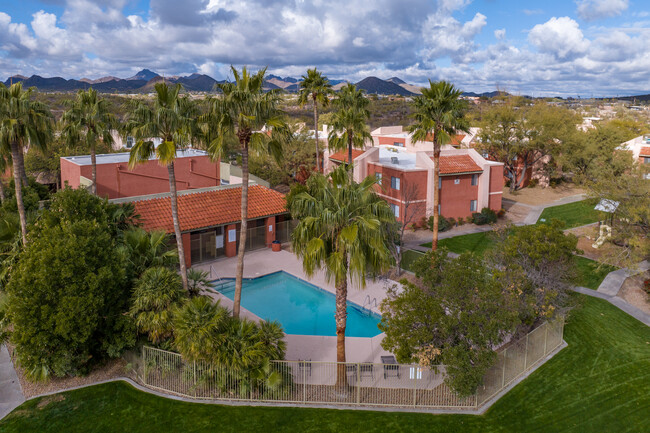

left=454, top=177, right=460, bottom=185
left=126, top=136, right=134, bottom=149
left=390, top=203, right=400, bottom=218
left=376, top=172, right=383, bottom=185
left=471, top=174, right=478, bottom=186
left=391, top=176, right=400, bottom=191
left=393, top=141, right=404, bottom=147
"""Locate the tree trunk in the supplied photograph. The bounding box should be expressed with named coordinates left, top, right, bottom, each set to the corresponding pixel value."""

left=431, top=142, right=440, bottom=251
left=0, top=178, right=5, bottom=204
left=347, top=132, right=353, bottom=167
left=167, top=162, right=189, bottom=291
left=313, top=97, right=320, bottom=173
left=335, top=273, right=348, bottom=388
left=515, top=163, right=528, bottom=191
left=233, top=140, right=249, bottom=318
left=90, top=144, right=97, bottom=195
left=15, top=146, right=28, bottom=187
left=10, top=141, right=28, bottom=245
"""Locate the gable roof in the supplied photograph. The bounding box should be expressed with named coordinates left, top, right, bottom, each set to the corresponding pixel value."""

left=132, top=185, right=287, bottom=233
left=329, top=149, right=366, bottom=163
left=438, top=154, right=482, bottom=175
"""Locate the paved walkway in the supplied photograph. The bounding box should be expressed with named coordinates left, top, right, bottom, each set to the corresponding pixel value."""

left=0, top=345, right=24, bottom=420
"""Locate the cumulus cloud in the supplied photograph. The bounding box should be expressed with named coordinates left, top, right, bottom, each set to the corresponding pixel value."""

left=576, top=0, right=628, bottom=22
left=528, top=17, right=589, bottom=60
left=494, top=28, right=506, bottom=40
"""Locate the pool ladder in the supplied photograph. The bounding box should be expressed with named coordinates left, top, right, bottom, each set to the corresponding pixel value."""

left=209, top=265, right=235, bottom=292
left=362, top=295, right=377, bottom=314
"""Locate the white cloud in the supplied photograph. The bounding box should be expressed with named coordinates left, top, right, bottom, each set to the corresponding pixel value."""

left=576, top=0, right=628, bottom=22
left=494, top=28, right=506, bottom=40
left=528, top=17, right=590, bottom=60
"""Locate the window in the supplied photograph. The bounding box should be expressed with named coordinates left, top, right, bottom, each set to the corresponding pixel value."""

left=376, top=172, right=383, bottom=184
left=438, top=204, right=441, bottom=214
left=470, top=200, right=477, bottom=212
left=390, top=203, right=400, bottom=218
left=393, top=141, right=404, bottom=147
left=126, top=136, right=134, bottom=149
left=644, top=157, right=650, bottom=164
left=438, top=177, right=442, bottom=189
left=391, top=176, right=400, bottom=190
left=454, top=177, right=460, bottom=185
left=471, top=174, right=478, bottom=186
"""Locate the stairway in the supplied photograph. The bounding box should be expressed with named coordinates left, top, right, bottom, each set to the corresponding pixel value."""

left=212, top=279, right=236, bottom=293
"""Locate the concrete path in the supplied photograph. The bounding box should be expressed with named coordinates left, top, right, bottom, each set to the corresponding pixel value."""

left=0, top=345, right=24, bottom=420
left=597, top=260, right=650, bottom=297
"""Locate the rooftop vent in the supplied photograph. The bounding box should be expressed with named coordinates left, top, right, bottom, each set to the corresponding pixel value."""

left=391, top=157, right=399, bottom=164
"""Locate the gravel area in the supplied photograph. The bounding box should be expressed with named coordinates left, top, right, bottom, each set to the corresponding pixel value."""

left=503, top=184, right=586, bottom=206
left=567, top=225, right=626, bottom=267
left=6, top=343, right=129, bottom=398
left=618, top=271, right=650, bottom=315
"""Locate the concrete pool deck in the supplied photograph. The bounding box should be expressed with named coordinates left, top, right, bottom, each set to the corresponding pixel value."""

left=193, top=249, right=400, bottom=363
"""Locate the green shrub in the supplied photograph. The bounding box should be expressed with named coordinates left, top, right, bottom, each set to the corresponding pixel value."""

left=472, top=208, right=498, bottom=225
left=427, top=215, right=452, bottom=232
left=528, top=178, right=539, bottom=188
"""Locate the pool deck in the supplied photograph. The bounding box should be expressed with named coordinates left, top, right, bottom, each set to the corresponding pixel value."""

left=193, top=249, right=400, bottom=364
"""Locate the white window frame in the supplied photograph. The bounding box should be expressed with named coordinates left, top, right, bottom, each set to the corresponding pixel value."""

left=471, top=174, right=478, bottom=186
left=391, top=176, right=400, bottom=191
left=391, top=203, right=400, bottom=218
left=438, top=177, right=442, bottom=189
left=376, top=172, right=382, bottom=185
left=454, top=177, right=460, bottom=185
left=470, top=200, right=477, bottom=212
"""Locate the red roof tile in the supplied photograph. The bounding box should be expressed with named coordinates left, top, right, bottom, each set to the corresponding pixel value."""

left=640, top=147, right=650, bottom=157
left=450, top=134, right=466, bottom=146
left=133, top=185, right=287, bottom=233
left=329, top=149, right=365, bottom=163
left=437, top=154, right=482, bottom=175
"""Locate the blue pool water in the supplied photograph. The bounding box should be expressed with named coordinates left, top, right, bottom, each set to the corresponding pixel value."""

left=213, top=271, right=382, bottom=337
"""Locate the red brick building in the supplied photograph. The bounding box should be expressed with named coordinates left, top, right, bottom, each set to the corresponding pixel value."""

left=111, top=185, right=291, bottom=268
left=60, top=149, right=220, bottom=199
left=325, top=126, right=503, bottom=224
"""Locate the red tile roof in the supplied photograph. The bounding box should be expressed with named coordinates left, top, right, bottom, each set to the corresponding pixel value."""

left=437, top=154, right=482, bottom=175
left=133, top=185, right=287, bottom=233
left=329, top=149, right=365, bottom=163
left=450, top=134, right=466, bottom=146
left=640, top=147, right=650, bottom=157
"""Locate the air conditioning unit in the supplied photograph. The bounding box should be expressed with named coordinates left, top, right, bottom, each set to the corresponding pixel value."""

left=391, top=157, right=399, bottom=164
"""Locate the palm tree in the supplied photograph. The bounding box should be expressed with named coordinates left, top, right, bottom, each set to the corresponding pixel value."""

left=0, top=149, right=10, bottom=203
left=130, top=266, right=185, bottom=343
left=60, top=88, right=118, bottom=195
left=298, top=68, right=332, bottom=172
left=289, top=164, right=394, bottom=386
left=0, top=82, right=53, bottom=245
left=203, top=66, right=288, bottom=318
left=407, top=80, right=469, bottom=250
left=121, top=227, right=178, bottom=278
left=173, top=296, right=230, bottom=362
left=125, top=82, right=196, bottom=291
left=327, top=83, right=371, bottom=166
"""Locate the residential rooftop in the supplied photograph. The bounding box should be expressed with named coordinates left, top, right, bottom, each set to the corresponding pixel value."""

left=61, top=149, right=209, bottom=166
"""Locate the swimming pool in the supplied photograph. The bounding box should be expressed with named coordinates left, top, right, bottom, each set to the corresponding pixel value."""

left=213, top=271, right=382, bottom=337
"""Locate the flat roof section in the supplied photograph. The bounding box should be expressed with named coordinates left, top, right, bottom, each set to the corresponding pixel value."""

left=62, top=149, right=209, bottom=166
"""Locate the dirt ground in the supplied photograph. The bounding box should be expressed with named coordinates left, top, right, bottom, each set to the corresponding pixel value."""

left=566, top=225, right=626, bottom=267
left=6, top=343, right=130, bottom=398
left=502, top=183, right=586, bottom=206
left=618, top=271, right=650, bottom=315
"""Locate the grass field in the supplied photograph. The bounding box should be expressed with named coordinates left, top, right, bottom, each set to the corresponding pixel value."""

left=420, top=231, right=495, bottom=254
left=400, top=249, right=426, bottom=272
left=2, top=295, right=648, bottom=433
left=573, top=255, right=618, bottom=290
left=537, top=199, right=602, bottom=229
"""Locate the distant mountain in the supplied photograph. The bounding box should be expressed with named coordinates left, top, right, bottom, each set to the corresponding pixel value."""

left=80, top=76, right=119, bottom=84
left=461, top=90, right=510, bottom=98
left=355, top=76, right=415, bottom=96
left=386, top=77, right=406, bottom=85
left=127, top=69, right=159, bottom=81
left=615, top=93, right=650, bottom=102
left=174, top=74, right=218, bottom=91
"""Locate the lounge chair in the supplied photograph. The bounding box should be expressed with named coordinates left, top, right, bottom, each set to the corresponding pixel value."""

left=381, top=355, right=400, bottom=379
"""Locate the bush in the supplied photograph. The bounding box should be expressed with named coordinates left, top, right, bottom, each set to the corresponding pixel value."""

left=472, top=208, right=498, bottom=225
left=497, top=208, right=506, bottom=218
left=427, top=215, right=452, bottom=232
left=457, top=217, right=466, bottom=226
left=447, top=217, right=457, bottom=227
left=528, top=178, right=539, bottom=188
left=465, top=216, right=473, bottom=225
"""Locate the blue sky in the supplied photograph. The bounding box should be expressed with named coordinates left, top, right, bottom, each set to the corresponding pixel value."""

left=0, top=0, right=649, bottom=96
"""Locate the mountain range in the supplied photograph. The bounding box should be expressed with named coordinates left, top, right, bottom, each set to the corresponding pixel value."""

left=2, top=69, right=509, bottom=97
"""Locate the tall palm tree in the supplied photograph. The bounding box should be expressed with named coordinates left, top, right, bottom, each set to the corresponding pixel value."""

left=203, top=66, right=288, bottom=318
left=407, top=80, right=468, bottom=250
left=298, top=68, right=332, bottom=172
left=0, top=82, right=53, bottom=245
left=125, top=82, right=196, bottom=291
left=289, top=164, right=394, bottom=386
left=0, top=149, right=10, bottom=203
left=60, top=88, right=118, bottom=195
left=327, top=84, right=371, bottom=166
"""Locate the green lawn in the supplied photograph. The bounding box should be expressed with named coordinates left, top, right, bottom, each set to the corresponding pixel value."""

left=573, top=255, right=618, bottom=290
left=3, top=295, right=648, bottom=433
left=537, top=199, right=602, bottom=229
left=400, top=249, right=426, bottom=272
left=421, top=231, right=495, bottom=254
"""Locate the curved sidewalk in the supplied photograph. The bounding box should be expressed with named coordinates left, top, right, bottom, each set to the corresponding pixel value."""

left=0, top=345, right=24, bottom=420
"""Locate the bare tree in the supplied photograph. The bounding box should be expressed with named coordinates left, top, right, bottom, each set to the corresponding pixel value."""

left=394, top=182, right=425, bottom=276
